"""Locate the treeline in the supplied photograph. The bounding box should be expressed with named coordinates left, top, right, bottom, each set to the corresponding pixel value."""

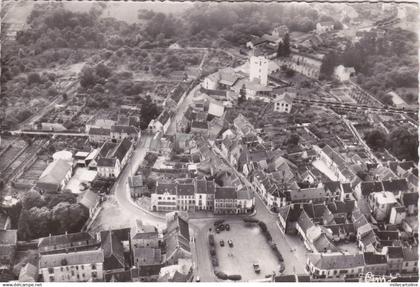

left=320, top=28, right=418, bottom=104
left=364, top=128, right=418, bottom=162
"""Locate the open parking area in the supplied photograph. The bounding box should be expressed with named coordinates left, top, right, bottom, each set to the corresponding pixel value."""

left=213, top=220, right=280, bottom=281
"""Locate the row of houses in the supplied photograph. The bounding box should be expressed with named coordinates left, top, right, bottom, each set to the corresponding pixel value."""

left=26, top=213, right=192, bottom=282
left=150, top=178, right=255, bottom=214
left=306, top=247, right=418, bottom=280
left=87, top=116, right=141, bottom=144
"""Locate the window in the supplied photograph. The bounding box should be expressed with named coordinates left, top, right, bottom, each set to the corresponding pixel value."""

left=91, top=264, right=96, bottom=270
left=48, top=268, right=54, bottom=274
left=81, top=265, right=84, bottom=270
left=406, top=262, right=409, bottom=267
left=92, top=271, right=97, bottom=278
left=71, top=271, right=75, bottom=276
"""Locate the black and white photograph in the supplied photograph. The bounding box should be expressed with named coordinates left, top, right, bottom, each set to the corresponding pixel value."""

left=0, top=0, right=418, bottom=283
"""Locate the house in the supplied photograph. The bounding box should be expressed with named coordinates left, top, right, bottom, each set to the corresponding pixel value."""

left=389, top=206, right=407, bottom=225
left=316, top=21, right=335, bottom=34
left=110, top=125, right=140, bottom=141
left=36, top=159, right=73, bottom=193
left=214, top=187, right=237, bottom=214
left=85, top=118, right=115, bottom=133
left=208, top=101, right=225, bottom=118
left=0, top=230, right=17, bottom=270
left=158, top=258, right=193, bottom=282
left=218, top=68, right=241, bottom=89
left=79, top=190, right=100, bottom=218
left=151, top=182, right=178, bottom=212
left=401, top=246, right=418, bottom=274
left=202, top=73, right=219, bottom=90
left=282, top=50, right=324, bottom=79
left=246, top=36, right=268, bottom=50
left=19, top=262, right=38, bottom=282
left=88, top=128, right=111, bottom=144
left=306, top=253, right=364, bottom=279
left=233, top=114, right=255, bottom=137
left=38, top=232, right=100, bottom=255
left=131, top=220, right=159, bottom=250
left=252, top=170, right=287, bottom=209
left=273, top=92, right=294, bottom=113
left=354, top=181, right=384, bottom=200
left=363, top=252, right=388, bottom=275
left=190, top=121, right=208, bottom=135
left=194, top=179, right=215, bottom=211
left=164, top=213, right=191, bottom=265
left=237, top=188, right=255, bottom=213
left=100, top=230, right=128, bottom=275
left=96, top=138, right=133, bottom=178
left=334, top=65, right=355, bottom=82
left=132, top=247, right=162, bottom=281
left=177, top=183, right=195, bottom=211
left=278, top=204, right=303, bottom=234
left=382, top=179, right=409, bottom=198
left=383, top=246, right=404, bottom=273
left=128, top=175, right=148, bottom=198
left=148, top=109, right=173, bottom=134
left=368, top=192, right=397, bottom=221
left=401, top=192, right=418, bottom=215
left=39, top=249, right=104, bottom=282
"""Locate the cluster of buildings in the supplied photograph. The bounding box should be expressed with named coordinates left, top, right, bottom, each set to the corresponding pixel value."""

left=150, top=178, right=254, bottom=215
left=15, top=213, right=193, bottom=282
left=87, top=114, right=141, bottom=144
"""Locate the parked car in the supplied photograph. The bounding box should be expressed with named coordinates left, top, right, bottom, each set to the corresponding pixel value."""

left=220, top=240, right=225, bottom=247
left=216, top=228, right=220, bottom=234
left=218, top=224, right=225, bottom=231
left=253, top=263, right=261, bottom=274
left=279, top=263, right=285, bottom=273
left=228, top=240, right=233, bottom=247
left=225, top=224, right=230, bottom=231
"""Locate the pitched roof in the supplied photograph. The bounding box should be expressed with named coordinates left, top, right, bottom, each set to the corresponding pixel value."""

left=215, top=187, right=237, bottom=200
left=177, top=183, right=195, bottom=196
left=387, top=246, right=404, bottom=259
left=111, top=125, right=138, bottom=135
left=128, top=175, right=143, bottom=188
left=134, top=247, right=161, bottom=266
left=363, top=252, right=387, bottom=265
left=97, top=157, right=117, bottom=167
left=402, top=192, right=418, bottom=206
left=191, top=121, right=208, bottom=130
left=308, top=253, right=364, bottom=270
left=89, top=127, right=111, bottom=136
left=39, top=249, right=104, bottom=268
left=112, top=138, right=132, bottom=163
left=297, top=211, right=315, bottom=233
left=360, top=181, right=383, bottom=196
left=79, top=190, right=99, bottom=210
left=38, top=232, right=96, bottom=250
left=341, top=183, right=353, bottom=194
left=382, top=179, right=409, bottom=192
left=37, top=159, right=72, bottom=187
left=274, top=92, right=294, bottom=104
left=156, top=183, right=177, bottom=195
left=100, top=230, right=125, bottom=271
left=402, top=247, right=418, bottom=262
left=0, top=230, right=17, bottom=245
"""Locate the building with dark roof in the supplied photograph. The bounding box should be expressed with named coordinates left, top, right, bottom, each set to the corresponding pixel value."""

left=96, top=138, right=133, bottom=178
left=39, top=249, right=104, bottom=282
left=307, top=253, right=365, bottom=279
left=214, top=187, right=237, bottom=214
left=164, top=213, right=191, bottom=265
left=0, top=230, right=17, bottom=270
left=88, top=127, right=111, bottom=143
left=100, top=230, right=127, bottom=273
left=402, top=192, right=418, bottom=215
left=38, top=232, right=99, bottom=255
left=36, top=159, right=73, bottom=193
left=363, top=252, right=388, bottom=275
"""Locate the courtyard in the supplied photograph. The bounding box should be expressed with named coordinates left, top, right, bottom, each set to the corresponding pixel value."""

left=213, top=220, right=281, bottom=281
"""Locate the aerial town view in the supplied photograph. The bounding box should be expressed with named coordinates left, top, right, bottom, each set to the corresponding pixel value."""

left=0, top=0, right=418, bottom=283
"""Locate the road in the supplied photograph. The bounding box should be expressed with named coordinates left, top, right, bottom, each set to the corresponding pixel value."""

left=113, top=135, right=166, bottom=228
left=10, top=130, right=87, bottom=137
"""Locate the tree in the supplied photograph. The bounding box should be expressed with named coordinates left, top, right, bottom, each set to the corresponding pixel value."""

left=364, top=129, right=387, bottom=151
left=282, top=33, right=290, bottom=57
left=238, top=84, right=246, bottom=104
left=320, top=51, right=338, bottom=80
left=95, top=63, right=111, bottom=78
left=387, top=129, right=419, bottom=162
left=27, top=72, right=42, bottom=85
left=79, top=66, right=97, bottom=88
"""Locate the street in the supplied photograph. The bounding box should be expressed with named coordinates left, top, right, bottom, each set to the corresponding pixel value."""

left=113, top=135, right=166, bottom=229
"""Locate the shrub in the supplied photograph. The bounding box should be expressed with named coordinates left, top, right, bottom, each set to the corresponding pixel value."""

left=228, top=275, right=242, bottom=281
left=210, top=247, right=216, bottom=256
left=209, top=234, right=215, bottom=246
left=258, top=221, right=267, bottom=232
left=242, top=217, right=259, bottom=223
left=211, top=257, right=219, bottom=267
left=214, top=270, right=228, bottom=280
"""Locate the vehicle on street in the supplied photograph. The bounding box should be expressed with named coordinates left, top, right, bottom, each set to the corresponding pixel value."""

left=216, top=228, right=220, bottom=234
left=253, top=263, right=261, bottom=273
left=228, top=240, right=233, bottom=247
left=218, top=224, right=225, bottom=231
left=220, top=240, right=225, bottom=247
left=225, top=224, right=230, bottom=231
left=279, top=263, right=285, bottom=273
